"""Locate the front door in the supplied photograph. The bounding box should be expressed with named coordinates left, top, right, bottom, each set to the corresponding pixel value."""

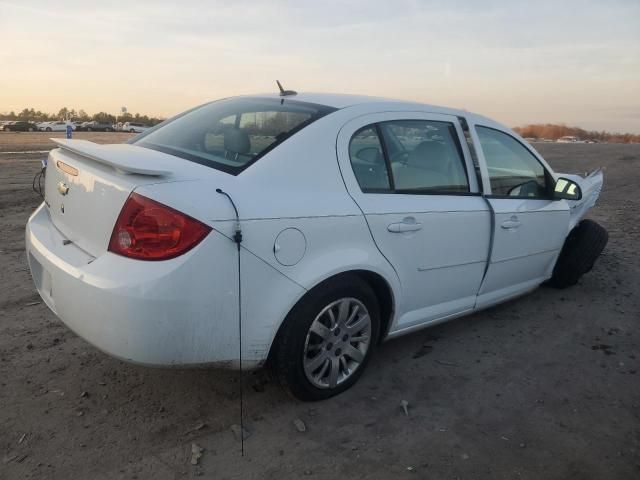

left=337, top=112, right=491, bottom=332
left=470, top=125, right=570, bottom=308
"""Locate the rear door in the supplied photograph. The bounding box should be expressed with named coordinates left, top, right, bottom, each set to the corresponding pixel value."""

left=337, top=112, right=491, bottom=332
left=469, top=124, right=570, bottom=307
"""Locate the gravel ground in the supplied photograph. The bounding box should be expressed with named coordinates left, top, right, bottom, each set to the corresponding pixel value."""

left=1, top=134, right=639, bottom=479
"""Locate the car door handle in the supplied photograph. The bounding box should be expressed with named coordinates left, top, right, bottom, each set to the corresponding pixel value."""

left=501, top=216, right=521, bottom=229
left=388, top=220, right=423, bottom=233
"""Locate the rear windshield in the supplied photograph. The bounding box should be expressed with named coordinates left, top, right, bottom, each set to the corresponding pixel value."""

left=132, top=97, right=336, bottom=174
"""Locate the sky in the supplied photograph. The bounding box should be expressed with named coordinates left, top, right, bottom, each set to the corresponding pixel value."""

left=0, top=0, right=638, bottom=132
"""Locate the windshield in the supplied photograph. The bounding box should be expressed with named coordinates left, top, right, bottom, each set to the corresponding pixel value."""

left=132, top=97, right=336, bottom=174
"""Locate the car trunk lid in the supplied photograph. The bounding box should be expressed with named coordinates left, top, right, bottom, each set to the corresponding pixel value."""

left=44, top=140, right=196, bottom=257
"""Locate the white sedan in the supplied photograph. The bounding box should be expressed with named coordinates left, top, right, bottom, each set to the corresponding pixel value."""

left=39, top=121, right=73, bottom=132
left=26, top=92, right=607, bottom=400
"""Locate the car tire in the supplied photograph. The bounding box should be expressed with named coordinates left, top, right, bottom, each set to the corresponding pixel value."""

left=129, top=129, right=135, bottom=133
left=548, top=219, right=608, bottom=289
left=45, top=127, right=52, bottom=132
left=274, top=275, right=380, bottom=401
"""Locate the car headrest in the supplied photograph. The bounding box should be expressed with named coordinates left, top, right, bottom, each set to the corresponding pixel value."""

left=224, top=128, right=251, bottom=155
left=407, top=141, right=449, bottom=171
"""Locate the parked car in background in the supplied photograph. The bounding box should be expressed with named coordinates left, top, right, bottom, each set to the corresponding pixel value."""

left=39, top=121, right=71, bottom=132
left=557, top=136, right=584, bottom=143
left=83, top=121, right=115, bottom=132
left=26, top=92, right=608, bottom=400
left=3, top=121, right=39, bottom=131
left=122, top=122, right=150, bottom=133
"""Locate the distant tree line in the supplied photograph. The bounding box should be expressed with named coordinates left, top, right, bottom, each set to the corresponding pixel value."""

left=0, top=107, right=165, bottom=126
left=514, top=124, right=640, bottom=144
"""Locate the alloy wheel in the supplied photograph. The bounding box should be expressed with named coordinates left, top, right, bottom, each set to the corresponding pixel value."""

left=303, top=297, right=372, bottom=389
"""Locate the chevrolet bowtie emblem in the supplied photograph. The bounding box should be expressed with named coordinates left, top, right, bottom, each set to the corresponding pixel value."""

left=57, top=182, right=69, bottom=196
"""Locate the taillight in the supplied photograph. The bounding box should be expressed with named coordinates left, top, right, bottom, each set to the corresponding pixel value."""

left=108, top=193, right=211, bottom=261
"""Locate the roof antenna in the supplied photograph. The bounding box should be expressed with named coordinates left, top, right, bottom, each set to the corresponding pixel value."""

left=276, top=80, right=297, bottom=97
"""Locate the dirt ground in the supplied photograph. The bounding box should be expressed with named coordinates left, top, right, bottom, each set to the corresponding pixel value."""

left=1, top=132, right=638, bottom=479
left=0, top=131, right=135, bottom=153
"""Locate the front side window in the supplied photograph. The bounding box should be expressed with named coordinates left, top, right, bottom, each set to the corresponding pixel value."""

left=380, top=120, right=469, bottom=193
left=133, top=98, right=336, bottom=174
left=476, top=126, right=550, bottom=198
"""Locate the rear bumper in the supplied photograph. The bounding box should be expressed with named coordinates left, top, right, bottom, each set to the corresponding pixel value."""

left=25, top=203, right=247, bottom=367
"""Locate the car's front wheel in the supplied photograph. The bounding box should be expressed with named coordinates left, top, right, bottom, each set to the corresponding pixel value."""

left=548, top=219, right=608, bottom=288
left=45, top=127, right=52, bottom=132
left=274, top=275, right=380, bottom=401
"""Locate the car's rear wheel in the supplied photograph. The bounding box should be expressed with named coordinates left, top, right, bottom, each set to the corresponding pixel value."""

left=548, top=219, right=608, bottom=288
left=274, top=275, right=380, bottom=401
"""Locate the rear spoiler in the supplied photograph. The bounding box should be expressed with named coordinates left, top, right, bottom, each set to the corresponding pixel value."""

left=51, top=139, right=172, bottom=176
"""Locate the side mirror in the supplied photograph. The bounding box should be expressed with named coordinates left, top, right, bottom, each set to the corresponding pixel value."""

left=554, top=177, right=582, bottom=201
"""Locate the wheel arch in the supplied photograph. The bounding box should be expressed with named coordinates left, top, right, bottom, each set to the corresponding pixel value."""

left=265, top=269, right=396, bottom=366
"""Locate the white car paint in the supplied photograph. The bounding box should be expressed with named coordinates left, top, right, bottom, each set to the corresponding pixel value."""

left=336, top=111, right=491, bottom=331
left=25, top=93, right=603, bottom=369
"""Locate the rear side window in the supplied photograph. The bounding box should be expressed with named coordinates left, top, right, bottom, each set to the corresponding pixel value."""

left=134, top=98, right=336, bottom=175
left=381, top=120, right=469, bottom=193
left=476, top=126, right=550, bottom=198
left=349, top=126, right=391, bottom=191
left=348, top=119, right=470, bottom=194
